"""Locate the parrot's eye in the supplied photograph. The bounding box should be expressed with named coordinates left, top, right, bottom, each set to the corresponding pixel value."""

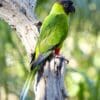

left=60, top=0, right=75, bottom=14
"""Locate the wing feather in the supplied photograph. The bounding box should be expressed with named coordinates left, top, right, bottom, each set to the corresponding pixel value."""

left=36, top=14, right=68, bottom=54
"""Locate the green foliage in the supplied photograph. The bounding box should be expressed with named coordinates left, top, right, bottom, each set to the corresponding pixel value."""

left=0, top=0, right=100, bottom=100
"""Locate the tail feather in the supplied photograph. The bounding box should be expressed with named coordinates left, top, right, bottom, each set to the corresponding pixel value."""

left=20, top=51, right=52, bottom=100
left=20, top=67, right=38, bottom=100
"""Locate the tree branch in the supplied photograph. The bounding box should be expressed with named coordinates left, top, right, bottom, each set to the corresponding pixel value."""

left=0, top=0, right=39, bottom=57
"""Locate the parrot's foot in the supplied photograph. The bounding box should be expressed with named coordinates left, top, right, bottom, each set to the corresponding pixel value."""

left=55, top=55, right=69, bottom=64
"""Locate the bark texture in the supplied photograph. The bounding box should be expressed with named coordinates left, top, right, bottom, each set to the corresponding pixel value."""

left=34, top=56, right=68, bottom=100
left=0, top=0, right=68, bottom=100
left=0, top=0, right=39, bottom=56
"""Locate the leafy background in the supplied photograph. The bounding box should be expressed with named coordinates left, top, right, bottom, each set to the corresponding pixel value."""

left=0, top=0, right=100, bottom=100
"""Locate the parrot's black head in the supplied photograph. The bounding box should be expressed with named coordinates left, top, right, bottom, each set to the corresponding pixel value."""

left=59, top=0, right=75, bottom=14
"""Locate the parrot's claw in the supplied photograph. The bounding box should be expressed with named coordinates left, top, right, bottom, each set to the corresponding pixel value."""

left=55, top=55, right=69, bottom=64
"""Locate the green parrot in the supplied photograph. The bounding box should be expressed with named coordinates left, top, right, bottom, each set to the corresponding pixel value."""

left=20, top=0, right=75, bottom=100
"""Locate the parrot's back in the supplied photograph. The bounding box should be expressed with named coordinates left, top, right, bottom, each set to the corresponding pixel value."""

left=35, top=13, right=69, bottom=57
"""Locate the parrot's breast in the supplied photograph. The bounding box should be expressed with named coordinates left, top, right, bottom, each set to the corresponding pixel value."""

left=35, top=13, right=68, bottom=57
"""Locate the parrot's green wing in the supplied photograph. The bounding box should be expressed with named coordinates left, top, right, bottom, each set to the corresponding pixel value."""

left=36, top=14, right=69, bottom=55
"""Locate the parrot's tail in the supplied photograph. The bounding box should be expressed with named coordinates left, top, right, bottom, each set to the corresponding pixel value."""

left=20, top=51, right=53, bottom=100
left=20, top=67, right=38, bottom=100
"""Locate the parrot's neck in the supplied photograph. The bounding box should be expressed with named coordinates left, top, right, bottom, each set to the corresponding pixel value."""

left=50, top=2, right=66, bottom=15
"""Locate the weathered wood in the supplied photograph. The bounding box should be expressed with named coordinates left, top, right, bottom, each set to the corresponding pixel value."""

left=34, top=56, right=68, bottom=100
left=0, top=0, right=39, bottom=56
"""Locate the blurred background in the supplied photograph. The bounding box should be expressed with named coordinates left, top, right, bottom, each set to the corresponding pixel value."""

left=0, top=0, right=100, bottom=100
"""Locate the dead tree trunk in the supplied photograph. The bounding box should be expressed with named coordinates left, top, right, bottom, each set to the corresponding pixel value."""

left=0, top=0, right=68, bottom=100
left=34, top=56, right=68, bottom=100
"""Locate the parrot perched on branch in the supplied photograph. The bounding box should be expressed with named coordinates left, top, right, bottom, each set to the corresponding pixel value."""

left=20, top=0, right=75, bottom=100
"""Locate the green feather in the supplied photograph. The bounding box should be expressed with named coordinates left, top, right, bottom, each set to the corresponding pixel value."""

left=20, top=67, right=38, bottom=100
left=36, top=13, right=68, bottom=54
left=36, top=3, right=69, bottom=56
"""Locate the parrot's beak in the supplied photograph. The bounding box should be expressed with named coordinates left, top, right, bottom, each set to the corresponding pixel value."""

left=60, top=0, right=75, bottom=14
